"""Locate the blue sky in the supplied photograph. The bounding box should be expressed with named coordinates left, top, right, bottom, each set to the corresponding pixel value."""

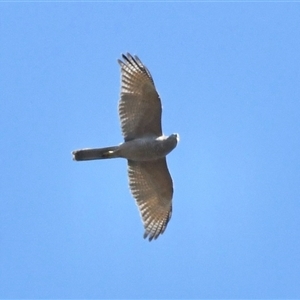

left=1, top=2, right=300, bottom=298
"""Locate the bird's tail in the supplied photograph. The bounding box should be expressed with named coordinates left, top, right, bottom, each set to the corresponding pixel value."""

left=72, top=146, right=119, bottom=161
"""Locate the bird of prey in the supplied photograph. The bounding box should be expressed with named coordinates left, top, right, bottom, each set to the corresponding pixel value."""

left=72, top=53, right=179, bottom=241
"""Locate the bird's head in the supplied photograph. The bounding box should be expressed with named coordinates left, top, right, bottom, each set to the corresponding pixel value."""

left=172, top=133, right=180, bottom=143
left=166, top=133, right=179, bottom=150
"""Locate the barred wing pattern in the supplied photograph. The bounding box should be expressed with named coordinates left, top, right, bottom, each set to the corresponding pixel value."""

left=128, top=159, right=173, bottom=241
left=118, top=54, right=162, bottom=141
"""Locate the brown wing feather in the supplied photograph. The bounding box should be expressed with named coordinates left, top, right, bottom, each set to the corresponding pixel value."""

left=118, top=53, right=162, bottom=141
left=127, top=159, right=173, bottom=241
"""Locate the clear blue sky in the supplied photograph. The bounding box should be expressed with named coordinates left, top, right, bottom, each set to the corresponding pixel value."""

left=1, top=2, right=300, bottom=298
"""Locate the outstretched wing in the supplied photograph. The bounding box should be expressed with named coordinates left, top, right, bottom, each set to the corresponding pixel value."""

left=118, top=53, right=162, bottom=141
left=127, top=159, right=173, bottom=241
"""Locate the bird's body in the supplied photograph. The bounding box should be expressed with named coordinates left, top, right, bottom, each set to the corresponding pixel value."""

left=72, top=53, right=179, bottom=241
left=74, top=134, right=178, bottom=162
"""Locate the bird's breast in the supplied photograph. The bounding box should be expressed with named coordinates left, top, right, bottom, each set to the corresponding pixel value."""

left=118, top=136, right=176, bottom=161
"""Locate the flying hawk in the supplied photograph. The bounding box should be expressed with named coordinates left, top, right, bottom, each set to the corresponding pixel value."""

left=72, top=53, right=179, bottom=241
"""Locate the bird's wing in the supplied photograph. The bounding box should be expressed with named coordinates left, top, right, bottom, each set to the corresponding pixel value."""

left=127, top=159, right=173, bottom=241
left=118, top=53, right=162, bottom=141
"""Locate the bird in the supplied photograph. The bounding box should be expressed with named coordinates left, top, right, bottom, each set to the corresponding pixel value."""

left=72, top=53, right=179, bottom=241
